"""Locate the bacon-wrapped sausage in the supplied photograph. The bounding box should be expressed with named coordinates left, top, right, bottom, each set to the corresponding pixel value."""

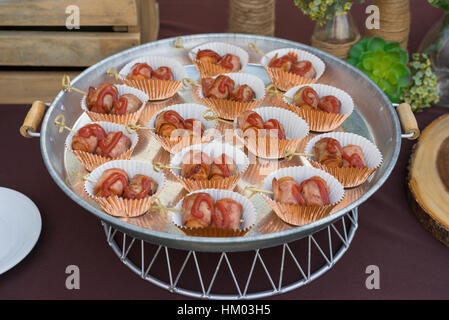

left=342, top=145, right=367, bottom=168
left=230, top=84, right=256, bottom=102
left=196, top=49, right=222, bottom=64
left=182, top=192, right=215, bottom=228
left=209, top=154, right=238, bottom=181
left=181, top=150, right=213, bottom=180
left=124, top=174, right=158, bottom=200
left=237, top=110, right=264, bottom=134
left=86, top=84, right=119, bottom=114
left=268, top=53, right=298, bottom=72
left=71, top=124, right=107, bottom=153
left=95, top=132, right=131, bottom=158
left=126, top=63, right=153, bottom=81
left=291, top=60, right=316, bottom=79
left=273, top=177, right=304, bottom=205
left=297, top=176, right=330, bottom=206
left=292, top=86, right=319, bottom=108
left=154, top=110, right=186, bottom=136
left=317, top=95, right=341, bottom=114
left=269, top=53, right=316, bottom=78
left=313, top=137, right=344, bottom=168
left=184, top=119, right=205, bottom=136
left=94, top=168, right=129, bottom=197
left=218, top=54, right=241, bottom=72
left=212, top=198, right=243, bottom=230
left=273, top=176, right=331, bottom=206
left=112, top=94, right=143, bottom=115
left=201, top=75, right=235, bottom=100
left=151, top=66, right=173, bottom=81
left=263, top=119, right=286, bottom=139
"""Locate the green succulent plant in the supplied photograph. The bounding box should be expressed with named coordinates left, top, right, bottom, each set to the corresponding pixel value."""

left=401, top=53, right=439, bottom=112
left=346, top=37, right=411, bottom=103
left=428, top=0, right=449, bottom=12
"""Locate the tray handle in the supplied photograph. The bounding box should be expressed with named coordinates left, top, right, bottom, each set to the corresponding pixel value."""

left=20, top=101, right=48, bottom=138
left=395, top=103, right=420, bottom=140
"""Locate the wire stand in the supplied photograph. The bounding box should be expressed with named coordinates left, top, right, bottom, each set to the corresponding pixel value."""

left=102, top=208, right=358, bottom=299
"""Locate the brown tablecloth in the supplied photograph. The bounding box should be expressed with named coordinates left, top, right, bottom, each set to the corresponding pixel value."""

left=1, top=0, right=448, bottom=300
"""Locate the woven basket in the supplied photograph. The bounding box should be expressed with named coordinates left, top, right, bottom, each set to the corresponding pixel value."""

left=228, top=0, right=275, bottom=36
left=311, top=12, right=361, bottom=60
left=366, top=0, right=410, bottom=50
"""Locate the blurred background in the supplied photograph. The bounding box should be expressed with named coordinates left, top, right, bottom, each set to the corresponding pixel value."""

left=0, top=0, right=444, bottom=104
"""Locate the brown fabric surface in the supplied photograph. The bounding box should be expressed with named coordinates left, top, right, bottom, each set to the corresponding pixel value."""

left=1, top=0, right=449, bottom=300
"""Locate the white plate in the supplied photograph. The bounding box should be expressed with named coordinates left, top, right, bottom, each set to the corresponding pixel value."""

left=0, top=187, right=41, bottom=274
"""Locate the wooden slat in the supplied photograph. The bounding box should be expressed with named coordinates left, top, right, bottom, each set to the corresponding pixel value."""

left=137, top=0, right=160, bottom=43
left=0, top=0, right=138, bottom=27
left=0, top=31, right=140, bottom=67
left=0, top=71, right=80, bottom=104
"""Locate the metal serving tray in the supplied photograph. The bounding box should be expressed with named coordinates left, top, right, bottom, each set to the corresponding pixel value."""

left=39, top=34, right=401, bottom=253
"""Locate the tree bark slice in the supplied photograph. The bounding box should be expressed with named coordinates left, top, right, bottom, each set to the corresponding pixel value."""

left=407, top=114, right=449, bottom=247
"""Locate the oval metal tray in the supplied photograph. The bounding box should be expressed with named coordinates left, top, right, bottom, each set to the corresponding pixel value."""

left=40, top=34, right=401, bottom=252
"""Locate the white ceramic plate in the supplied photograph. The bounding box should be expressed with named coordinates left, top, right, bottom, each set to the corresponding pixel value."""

left=0, top=187, right=41, bottom=274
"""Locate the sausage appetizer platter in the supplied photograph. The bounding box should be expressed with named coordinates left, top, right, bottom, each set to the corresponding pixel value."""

left=21, top=34, right=419, bottom=298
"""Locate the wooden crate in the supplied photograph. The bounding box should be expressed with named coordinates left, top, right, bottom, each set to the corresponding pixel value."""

left=0, top=0, right=159, bottom=104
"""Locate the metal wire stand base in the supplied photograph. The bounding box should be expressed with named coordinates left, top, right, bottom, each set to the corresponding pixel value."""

left=102, top=208, right=358, bottom=299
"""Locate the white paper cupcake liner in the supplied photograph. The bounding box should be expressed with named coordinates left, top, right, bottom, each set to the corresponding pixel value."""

left=148, top=103, right=217, bottom=153
left=189, top=42, right=249, bottom=77
left=260, top=166, right=345, bottom=226
left=261, top=48, right=325, bottom=91
left=198, top=72, right=266, bottom=120
left=118, top=56, right=187, bottom=100
left=304, top=132, right=383, bottom=188
left=170, top=142, right=250, bottom=192
left=65, top=121, right=139, bottom=171
left=172, top=188, right=256, bottom=237
left=284, top=84, right=354, bottom=132
left=81, top=84, right=148, bottom=125
left=234, top=106, right=309, bottom=159
left=84, top=160, right=166, bottom=218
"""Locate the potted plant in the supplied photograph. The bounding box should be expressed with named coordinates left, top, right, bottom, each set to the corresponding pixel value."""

left=419, top=0, right=449, bottom=106
left=348, top=37, right=439, bottom=112
left=294, top=0, right=365, bottom=59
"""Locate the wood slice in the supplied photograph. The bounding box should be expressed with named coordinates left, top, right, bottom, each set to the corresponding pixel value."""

left=408, top=114, right=449, bottom=247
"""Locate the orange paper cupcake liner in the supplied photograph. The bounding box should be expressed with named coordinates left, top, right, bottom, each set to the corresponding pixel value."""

left=263, top=195, right=335, bottom=226
left=93, top=195, right=158, bottom=218
left=71, top=146, right=136, bottom=172
left=264, top=66, right=318, bottom=92
left=174, top=224, right=252, bottom=237
left=122, top=78, right=183, bottom=101
left=244, top=136, right=304, bottom=160
left=309, top=161, right=377, bottom=188
left=175, top=174, right=242, bottom=193
left=202, top=97, right=263, bottom=120
left=193, top=60, right=234, bottom=78
left=288, top=105, right=349, bottom=132
left=151, top=133, right=213, bottom=154
left=85, top=106, right=144, bottom=125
